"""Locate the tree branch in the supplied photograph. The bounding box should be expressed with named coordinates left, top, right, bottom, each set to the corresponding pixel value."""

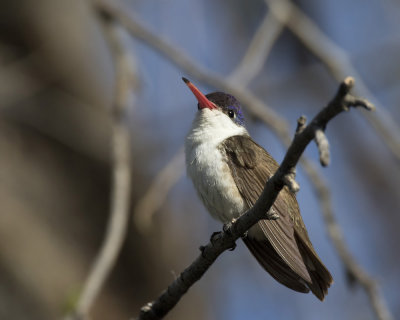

left=67, top=22, right=136, bottom=320
left=92, top=3, right=393, bottom=320
left=137, top=77, right=374, bottom=320
left=228, top=9, right=287, bottom=86
left=91, top=0, right=397, bottom=319
left=264, top=2, right=394, bottom=319
left=133, top=147, right=185, bottom=234
left=265, top=0, right=400, bottom=165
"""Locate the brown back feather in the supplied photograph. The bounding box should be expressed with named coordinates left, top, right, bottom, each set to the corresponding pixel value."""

left=220, top=135, right=333, bottom=300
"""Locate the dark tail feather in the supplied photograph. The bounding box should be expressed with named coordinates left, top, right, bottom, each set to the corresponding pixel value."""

left=243, top=234, right=333, bottom=300
left=243, top=237, right=310, bottom=294
left=295, top=233, right=333, bottom=301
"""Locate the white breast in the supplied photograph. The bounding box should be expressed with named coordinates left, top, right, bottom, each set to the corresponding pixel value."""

left=185, top=108, right=248, bottom=223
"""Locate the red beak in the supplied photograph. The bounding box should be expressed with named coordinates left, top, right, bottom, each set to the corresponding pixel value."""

left=182, top=77, right=217, bottom=110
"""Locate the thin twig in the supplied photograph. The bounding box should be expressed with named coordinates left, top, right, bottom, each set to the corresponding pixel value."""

left=314, top=129, right=330, bottom=167
left=67, top=23, right=135, bottom=320
left=133, top=148, right=185, bottom=234
left=137, top=78, right=374, bottom=320
left=265, top=0, right=400, bottom=165
left=228, top=9, right=287, bottom=86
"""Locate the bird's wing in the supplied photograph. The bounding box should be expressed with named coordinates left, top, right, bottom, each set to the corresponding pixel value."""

left=220, top=135, right=332, bottom=299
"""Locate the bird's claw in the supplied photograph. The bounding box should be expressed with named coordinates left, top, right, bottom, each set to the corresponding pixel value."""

left=222, top=218, right=237, bottom=251
left=223, top=218, right=237, bottom=233
left=209, top=230, right=236, bottom=251
left=199, top=245, right=207, bottom=257
left=266, top=208, right=279, bottom=220
left=210, top=231, right=221, bottom=244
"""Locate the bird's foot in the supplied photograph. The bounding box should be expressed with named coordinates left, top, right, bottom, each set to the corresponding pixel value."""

left=201, top=231, right=223, bottom=257
left=199, top=245, right=206, bottom=257
left=223, top=218, right=237, bottom=251
left=223, top=218, right=237, bottom=233
left=228, top=242, right=237, bottom=251
left=210, top=231, right=221, bottom=244
left=266, top=208, right=279, bottom=220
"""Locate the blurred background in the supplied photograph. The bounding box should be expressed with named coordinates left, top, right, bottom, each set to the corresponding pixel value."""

left=0, top=0, right=399, bottom=319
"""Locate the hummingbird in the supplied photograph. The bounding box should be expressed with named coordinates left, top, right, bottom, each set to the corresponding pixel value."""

left=183, top=77, right=333, bottom=300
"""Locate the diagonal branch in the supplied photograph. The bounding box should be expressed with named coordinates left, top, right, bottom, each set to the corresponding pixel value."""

left=265, top=0, right=400, bottom=165
left=93, top=2, right=393, bottom=320
left=137, top=78, right=374, bottom=320
left=228, top=9, right=287, bottom=86
left=133, top=147, right=185, bottom=234
left=264, top=2, right=394, bottom=319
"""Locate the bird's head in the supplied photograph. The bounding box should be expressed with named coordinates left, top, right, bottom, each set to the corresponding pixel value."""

left=182, top=77, right=245, bottom=127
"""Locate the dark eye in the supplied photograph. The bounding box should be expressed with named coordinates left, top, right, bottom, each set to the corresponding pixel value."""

left=228, top=109, right=235, bottom=118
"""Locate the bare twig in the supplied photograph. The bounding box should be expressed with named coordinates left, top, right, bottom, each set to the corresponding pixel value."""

left=68, top=23, right=135, bottom=320
left=228, top=9, right=287, bottom=86
left=265, top=0, right=400, bottom=165
left=282, top=167, right=300, bottom=193
left=137, top=78, right=374, bottom=320
left=314, top=129, right=330, bottom=167
left=93, top=2, right=392, bottom=319
left=133, top=148, right=185, bottom=234
left=295, top=115, right=307, bottom=135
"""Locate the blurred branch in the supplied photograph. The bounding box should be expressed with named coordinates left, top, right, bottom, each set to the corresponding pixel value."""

left=302, top=156, right=393, bottom=320
left=94, top=0, right=289, bottom=138
left=264, top=2, right=394, bottom=319
left=138, top=78, right=374, bottom=320
left=133, top=147, right=185, bottom=233
left=228, top=9, right=287, bottom=86
left=93, top=3, right=393, bottom=320
left=265, top=0, right=400, bottom=165
left=67, top=22, right=135, bottom=320
left=0, top=52, right=52, bottom=108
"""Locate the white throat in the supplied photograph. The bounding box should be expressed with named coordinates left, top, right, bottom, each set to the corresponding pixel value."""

left=186, top=108, right=247, bottom=147
left=185, top=108, right=248, bottom=222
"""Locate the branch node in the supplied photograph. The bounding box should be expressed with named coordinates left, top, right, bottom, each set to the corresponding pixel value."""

left=336, top=76, right=355, bottom=101
left=343, top=76, right=355, bottom=89
left=314, top=128, right=330, bottom=167
left=345, top=96, right=376, bottom=112
left=345, top=268, right=357, bottom=289
left=139, top=302, right=157, bottom=320
left=283, top=168, right=300, bottom=193
left=210, top=231, right=221, bottom=245
left=296, top=115, right=307, bottom=135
